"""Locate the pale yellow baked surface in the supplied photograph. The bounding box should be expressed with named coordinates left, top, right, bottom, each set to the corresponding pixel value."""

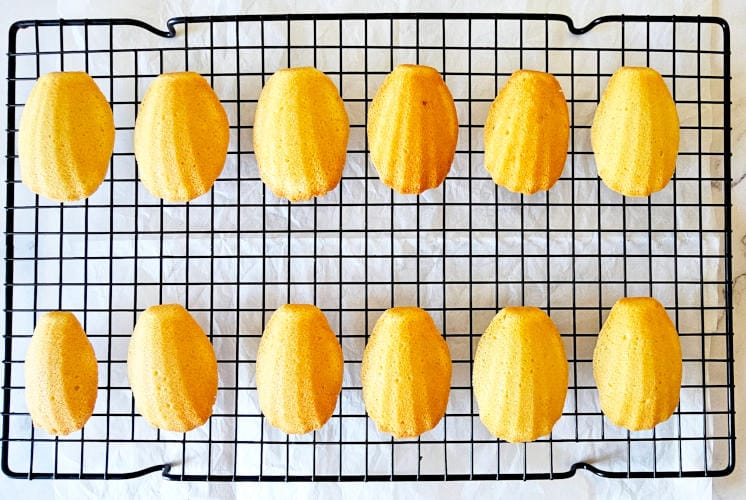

left=593, top=297, right=682, bottom=431
left=256, top=304, right=343, bottom=434
left=362, top=307, right=452, bottom=438
left=253, top=67, right=350, bottom=201
left=134, top=72, right=229, bottom=202
left=127, top=304, right=218, bottom=432
left=367, top=64, right=459, bottom=195
left=484, top=70, right=569, bottom=195
left=24, top=312, right=98, bottom=436
left=591, top=66, right=680, bottom=197
left=19, top=72, right=114, bottom=202
left=473, top=307, right=568, bottom=442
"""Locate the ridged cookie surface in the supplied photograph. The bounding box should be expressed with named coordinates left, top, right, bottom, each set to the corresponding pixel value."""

left=593, top=297, right=682, bottom=431
left=128, top=304, right=218, bottom=432
left=591, top=66, right=679, bottom=197
left=362, top=307, right=452, bottom=438
left=19, top=72, right=114, bottom=201
left=134, top=72, right=229, bottom=202
left=473, top=307, right=568, bottom=442
left=24, top=312, right=98, bottom=435
left=256, top=304, right=343, bottom=434
left=367, top=65, right=458, bottom=194
left=253, top=67, right=350, bottom=201
left=484, top=70, right=569, bottom=195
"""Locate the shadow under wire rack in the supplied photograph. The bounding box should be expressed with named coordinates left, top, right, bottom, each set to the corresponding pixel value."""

left=2, top=14, right=735, bottom=481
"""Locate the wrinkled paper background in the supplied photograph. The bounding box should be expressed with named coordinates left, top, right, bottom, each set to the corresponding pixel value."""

left=1, top=0, right=742, bottom=498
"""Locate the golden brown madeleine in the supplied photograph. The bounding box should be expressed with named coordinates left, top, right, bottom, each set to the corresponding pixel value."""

left=484, top=70, right=569, bottom=195
left=19, top=72, right=114, bottom=202
left=127, top=304, right=218, bottom=432
left=362, top=307, right=452, bottom=438
left=473, top=307, right=568, bottom=442
left=134, top=72, right=229, bottom=202
left=367, top=64, right=459, bottom=194
left=256, top=304, right=343, bottom=434
left=253, top=67, right=350, bottom=201
left=593, top=297, right=682, bottom=431
left=24, top=312, right=98, bottom=435
left=591, top=66, right=680, bottom=197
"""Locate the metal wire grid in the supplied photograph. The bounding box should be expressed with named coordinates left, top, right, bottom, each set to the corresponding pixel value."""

left=2, top=14, right=734, bottom=481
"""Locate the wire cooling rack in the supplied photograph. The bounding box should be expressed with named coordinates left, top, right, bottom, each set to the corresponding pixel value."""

left=2, top=14, right=734, bottom=481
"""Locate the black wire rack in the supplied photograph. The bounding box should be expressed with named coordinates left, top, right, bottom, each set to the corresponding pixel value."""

left=2, top=13, right=734, bottom=481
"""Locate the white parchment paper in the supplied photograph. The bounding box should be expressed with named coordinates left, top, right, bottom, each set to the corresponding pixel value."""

left=2, top=0, right=733, bottom=498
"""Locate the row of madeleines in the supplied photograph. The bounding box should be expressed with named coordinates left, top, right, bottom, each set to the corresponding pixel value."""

left=26, top=298, right=682, bottom=442
left=19, top=64, right=679, bottom=203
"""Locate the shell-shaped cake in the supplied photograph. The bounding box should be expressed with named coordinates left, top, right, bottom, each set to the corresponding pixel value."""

left=593, top=297, right=682, bottom=431
left=134, top=72, right=229, bottom=202
left=127, top=304, right=218, bottom=432
left=256, top=304, right=343, bottom=434
left=473, top=307, right=568, bottom=442
left=19, top=72, right=114, bottom=202
left=484, top=70, right=569, bottom=195
left=253, top=67, right=350, bottom=201
left=367, top=64, right=459, bottom=195
left=24, top=312, right=98, bottom=435
left=362, top=307, right=452, bottom=438
left=591, top=66, right=680, bottom=197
